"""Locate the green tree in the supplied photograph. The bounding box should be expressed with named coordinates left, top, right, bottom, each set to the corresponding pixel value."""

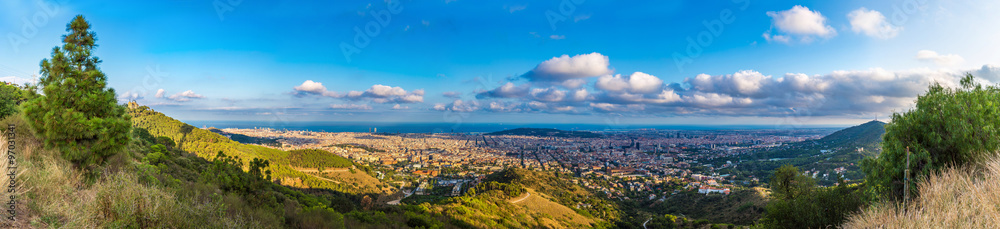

left=862, top=73, right=1000, bottom=200
left=21, top=15, right=131, bottom=168
left=760, top=165, right=869, bottom=228
left=769, top=164, right=814, bottom=200
left=155, top=136, right=176, bottom=149
left=0, top=83, right=25, bottom=119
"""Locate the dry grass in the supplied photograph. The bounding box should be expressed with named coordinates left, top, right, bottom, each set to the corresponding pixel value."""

left=843, top=156, right=1000, bottom=229
left=3, top=115, right=263, bottom=228
left=514, top=188, right=594, bottom=228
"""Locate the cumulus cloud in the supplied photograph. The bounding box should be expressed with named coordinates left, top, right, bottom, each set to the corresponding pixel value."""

left=433, top=99, right=480, bottom=112
left=347, top=85, right=425, bottom=103
left=292, top=81, right=424, bottom=103
left=529, top=87, right=567, bottom=102
left=522, top=52, right=612, bottom=82
left=848, top=8, right=901, bottom=39
left=764, top=5, right=836, bottom=43
left=392, top=104, right=409, bottom=110
left=0, top=76, right=33, bottom=85
left=292, top=80, right=339, bottom=97
left=974, top=65, right=1000, bottom=82
left=155, top=89, right=166, bottom=98
left=119, top=91, right=143, bottom=101
left=167, top=90, right=205, bottom=102
left=669, top=68, right=961, bottom=116
left=686, top=70, right=771, bottom=98
left=916, top=50, right=964, bottom=66
left=442, top=91, right=462, bottom=99
left=476, top=82, right=531, bottom=99
left=329, top=104, right=372, bottom=110
left=596, top=72, right=664, bottom=94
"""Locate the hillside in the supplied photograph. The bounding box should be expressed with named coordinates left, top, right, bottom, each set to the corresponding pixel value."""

left=712, top=120, right=886, bottom=184
left=486, top=128, right=603, bottom=138
left=816, top=120, right=886, bottom=150
left=406, top=168, right=617, bottom=228
left=129, top=105, right=388, bottom=194
left=483, top=168, right=621, bottom=223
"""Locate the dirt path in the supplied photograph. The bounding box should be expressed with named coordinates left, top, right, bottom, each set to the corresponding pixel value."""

left=510, top=192, right=531, bottom=203
left=290, top=165, right=351, bottom=173
left=387, top=189, right=413, bottom=205
left=304, top=173, right=341, bottom=184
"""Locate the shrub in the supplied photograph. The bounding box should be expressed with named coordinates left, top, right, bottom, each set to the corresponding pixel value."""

left=863, top=73, right=1000, bottom=200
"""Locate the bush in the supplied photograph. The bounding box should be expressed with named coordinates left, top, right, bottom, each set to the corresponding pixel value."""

left=0, top=83, right=25, bottom=119
left=759, top=165, right=869, bottom=228
left=864, top=73, right=1000, bottom=200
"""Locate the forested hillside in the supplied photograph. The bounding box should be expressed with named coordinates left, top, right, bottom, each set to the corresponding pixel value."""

left=129, top=105, right=384, bottom=194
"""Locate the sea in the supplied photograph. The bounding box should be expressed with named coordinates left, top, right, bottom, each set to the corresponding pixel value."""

left=183, top=120, right=845, bottom=134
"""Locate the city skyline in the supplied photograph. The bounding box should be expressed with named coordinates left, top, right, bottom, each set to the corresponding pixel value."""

left=3, top=0, right=1000, bottom=125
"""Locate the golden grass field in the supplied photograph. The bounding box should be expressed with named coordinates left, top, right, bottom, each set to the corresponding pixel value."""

left=512, top=188, right=594, bottom=228
left=844, top=156, right=1000, bottom=229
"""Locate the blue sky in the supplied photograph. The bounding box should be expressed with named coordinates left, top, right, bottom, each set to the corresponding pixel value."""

left=2, top=0, right=1000, bottom=126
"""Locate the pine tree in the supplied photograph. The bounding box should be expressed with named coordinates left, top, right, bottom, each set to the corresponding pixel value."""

left=21, top=15, right=131, bottom=168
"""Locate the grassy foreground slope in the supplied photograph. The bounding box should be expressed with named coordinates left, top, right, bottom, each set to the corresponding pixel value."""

left=844, top=156, right=1000, bottom=228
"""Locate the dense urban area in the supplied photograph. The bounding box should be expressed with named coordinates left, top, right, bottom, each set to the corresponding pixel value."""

left=217, top=126, right=849, bottom=201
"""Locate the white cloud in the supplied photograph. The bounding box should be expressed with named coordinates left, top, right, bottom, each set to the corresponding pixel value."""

left=476, top=82, right=531, bottom=98
left=916, top=50, right=964, bottom=66
left=154, top=89, right=166, bottom=98
left=590, top=103, right=645, bottom=112
left=435, top=99, right=480, bottom=112
left=167, top=90, right=204, bottom=102
left=294, top=81, right=424, bottom=103
left=596, top=72, right=665, bottom=94
left=523, top=52, right=612, bottom=82
left=506, top=4, right=527, bottom=13
left=442, top=91, right=462, bottom=99
left=392, top=104, right=409, bottom=110
left=292, top=80, right=339, bottom=97
left=848, top=8, right=901, bottom=39
left=686, top=70, right=770, bottom=97
left=348, top=84, right=424, bottom=103
left=764, top=5, right=836, bottom=43
left=570, top=88, right=590, bottom=102
left=119, top=91, right=143, bottom=101
left=974, top=65, right=1000, bottom=82
left=0, top=76, right=33, bottom=85
left=529, top=87, right=567, bottom=102
left=330, top=104, right=372, bottom=110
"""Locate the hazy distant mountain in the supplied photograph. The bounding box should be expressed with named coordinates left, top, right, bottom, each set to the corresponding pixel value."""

left=486, top=128, right=603, bottom=138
